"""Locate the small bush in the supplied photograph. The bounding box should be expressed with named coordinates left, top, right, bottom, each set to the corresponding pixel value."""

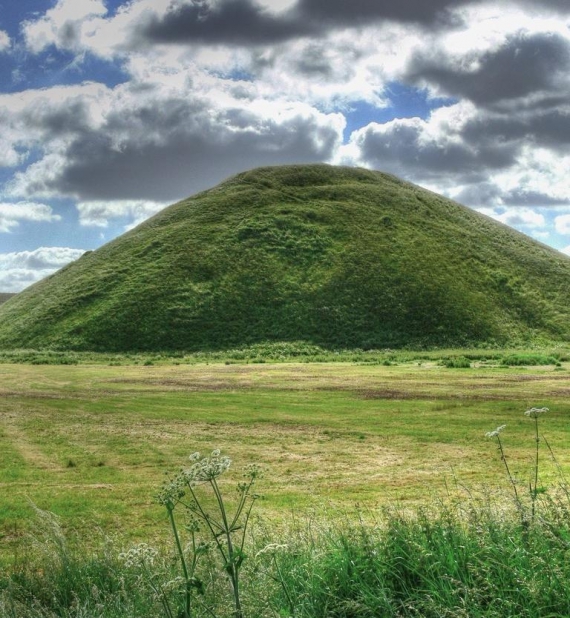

left=501, top=353, right=558, bottom=366
left=441, top=356, right=471, bottom=368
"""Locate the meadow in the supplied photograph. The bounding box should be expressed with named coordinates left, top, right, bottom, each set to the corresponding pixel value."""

left=1, top=351, right=570, bottom=616
left=1, top=351, right=569, bottom=534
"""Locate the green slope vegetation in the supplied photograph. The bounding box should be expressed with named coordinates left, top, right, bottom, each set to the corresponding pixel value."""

left=0, top=164, right=569, bottom=351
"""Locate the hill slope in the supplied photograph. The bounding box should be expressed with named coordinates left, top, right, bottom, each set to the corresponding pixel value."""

left=0, top=164, right=569, bottom=351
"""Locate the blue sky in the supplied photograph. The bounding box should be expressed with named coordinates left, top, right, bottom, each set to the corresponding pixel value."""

left=1, top=0, right=570, bottom=291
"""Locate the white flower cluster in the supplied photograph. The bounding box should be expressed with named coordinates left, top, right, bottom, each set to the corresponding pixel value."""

left=119, top=543, right=158, bottom=568
left=156, top=473, right=187, bottom=507
left=485, top=425, right=507, bottom=438
left=524, top=407, right=549, bottom=418
left=182, top=450, right=232, bottom=483
left=156, top=450, right=231, bottom=506
left=243, top=463, right=262, bottom=480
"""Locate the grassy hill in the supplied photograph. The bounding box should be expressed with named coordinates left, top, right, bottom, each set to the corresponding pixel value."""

left=0, top=164, right=569, bottom=352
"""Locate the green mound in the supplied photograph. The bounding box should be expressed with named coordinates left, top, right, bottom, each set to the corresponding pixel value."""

left=1, top=164, right=569, bottom=352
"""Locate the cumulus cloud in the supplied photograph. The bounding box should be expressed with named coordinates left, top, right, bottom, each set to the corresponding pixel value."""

left=0, top=138, right=22, bottom=167
left=555, top=214, right=570, bottom=235
left=140, top=0, right=315, bottom=46
left=0, top=82, right=111, bottom=174
left=246, top=26, right=417, bottom=108
left=22, top=0, right=107, bottom=53
left=405, top=30, right=570, bottom=108
left=295, top=0, right=467, bottom=27
left=451, top=182, right=570, bottom=209
left=459, top=108, right=570, bottom=155
left=520, top=0, right=570, bottom=14
left=0, top=247, right=85, bottom=293
left=109, top=0, right=570, bottom=54
left=484, top=148, right=570, bottom=209
left=501, top=191, right=570, bottom=207
left=76, top=200, right=167, bottom=228
left=340, top=102, right=517, bottom=188
left=8, top=79, right=345, bottom=201
left=477, top=206, right=546, bottom=230
left=0, top=202, right=61, bottom=233
left=135, top=0, right=570, bottom=50
left=0, top=30, right=10, bottom=51
left=4, top=0, right=569, bottom=249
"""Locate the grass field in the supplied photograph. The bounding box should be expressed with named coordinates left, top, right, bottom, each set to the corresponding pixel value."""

left=1, top=357, right=569, bottom=557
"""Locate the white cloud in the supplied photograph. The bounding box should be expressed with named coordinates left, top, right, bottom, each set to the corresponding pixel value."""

left=247, top=26, right=417, bottom=108
left=555, top=213, right=570, bottom=234
left=0, top=82, right=112, bottom=173
left=337, top=101, right=506, bottom=188
left=561, top=245, right=570, bottom=256
left=76, top=199, right=168, bottom=228
left=477, top=206, right=546, bottom=229
left=0, top=30, right=10, bottom=51
left=0, top=202, right=61, bottom=233
left=23, top=0, right=108, bottom=53
left=6, top=74, right=345, bottom=202
left=0, top=246, right=85, bottom=269
left=503, top=148, right=570, bottom=202
left=0, top=137, right=22, bottom=167
left=21, top=0, right=173, bottom=57
left=0, top=81, right=110, bottom=114
left=0, top=247, right=85, bottom=293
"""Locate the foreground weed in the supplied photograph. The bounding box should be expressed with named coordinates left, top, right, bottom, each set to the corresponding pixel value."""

left=153, top=450, right=261, bottom=618
left=486, top=406, right=550, bottom=527
left=485, top=424, right=524, bottom=522
left=524, top=407, right=548, bottom=521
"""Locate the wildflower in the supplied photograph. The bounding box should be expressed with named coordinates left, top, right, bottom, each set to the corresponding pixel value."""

left=119, top=543, right=158, bottom=568
left=485, top=425, right=506, bottom=438
left=157, top=451, right=232, bottom=506
left=244, top=463, right=262, bottom=480
left=181, top=450, right=231, bottom=484
left=524, top=407, right=549, bottom=418
left=156, top=474, right=186, bottom=507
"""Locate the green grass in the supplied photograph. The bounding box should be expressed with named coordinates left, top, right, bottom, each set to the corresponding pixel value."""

left=1, top=359, right=569, bottom=553
left=3, top=459, right=570, bottom=617
left=1, top=164, right=570, bottom=351
left=501, top=352, right=562, bottom=366
left=2, top=359, right=570, bottom=616
left=265, top=494, right=570, bottom=618
left=0, top=342, right=568, bottom=366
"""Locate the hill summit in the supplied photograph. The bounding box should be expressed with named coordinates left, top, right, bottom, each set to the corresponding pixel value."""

left=1, top=164, right=569, bottom=352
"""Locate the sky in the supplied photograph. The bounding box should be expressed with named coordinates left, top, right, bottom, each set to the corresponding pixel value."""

left=1, top=0, right=570, bottom=292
